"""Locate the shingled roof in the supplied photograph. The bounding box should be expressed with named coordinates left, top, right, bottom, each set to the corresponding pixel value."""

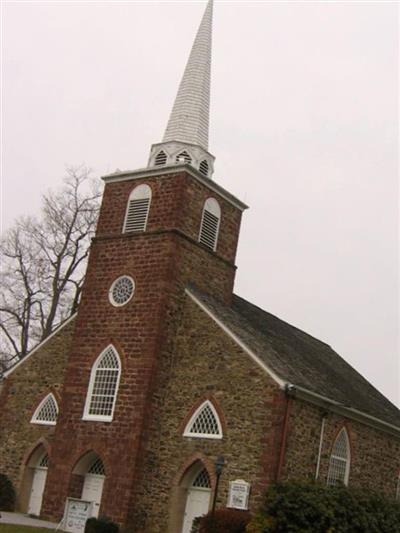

left=187, top=286, right=400, bottom=429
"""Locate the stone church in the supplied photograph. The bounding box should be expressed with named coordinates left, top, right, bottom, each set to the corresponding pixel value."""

left=1, top=2, right=399, bottom=532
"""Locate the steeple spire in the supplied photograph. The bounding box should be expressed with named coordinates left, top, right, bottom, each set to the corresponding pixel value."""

left=163, top=0, right=213, bottom=150
left=148, top=0, right=216, bottom=179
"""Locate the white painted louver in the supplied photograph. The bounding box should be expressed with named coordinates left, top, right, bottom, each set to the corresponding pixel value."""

left=199, top=160, right=209, bottom=176
left=327, top=428, right=351, bottom=486
left=83, top=345, right=121, bottom=422
left=155, top=151, right=167, bottom=166
left=176, top=151, right=192, bottom=164
left=183, top=400, right=223, bottom=439
left=31, top=393, right=59, bottom=425
left=123, top=184, right=152, bottom=233
left=199, top=198, right=221, bottom=251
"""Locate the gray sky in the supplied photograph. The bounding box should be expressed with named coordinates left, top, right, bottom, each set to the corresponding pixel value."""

left=2, top=1, right=399, bottom=405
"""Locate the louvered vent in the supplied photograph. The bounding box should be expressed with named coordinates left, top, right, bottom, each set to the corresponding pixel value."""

left=176, top=151, right=192, bottom=164
left=199, top=160, right=209, bottom=176
left=123, top=184, right=151, bottom=233
left=199, top=199, right=221, bottom=251
left=155, top=151, right=167, bottom=166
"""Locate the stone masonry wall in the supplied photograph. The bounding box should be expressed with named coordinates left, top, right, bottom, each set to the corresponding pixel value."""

left=128, top=295, right=285, bottom=533
left=41, top=170, right=244, bottom=525
left=0, top=318, right=75, bottom=505
left=283, top=398, right=400, bottom=498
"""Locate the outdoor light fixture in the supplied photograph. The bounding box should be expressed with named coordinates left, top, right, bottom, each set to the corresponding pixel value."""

left=211, top=455, right=225, bottom=517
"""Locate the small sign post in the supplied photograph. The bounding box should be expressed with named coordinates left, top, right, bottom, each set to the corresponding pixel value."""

left=63, top=498, right=94, bottom=533
left=227, top=479, right=251, bottom=510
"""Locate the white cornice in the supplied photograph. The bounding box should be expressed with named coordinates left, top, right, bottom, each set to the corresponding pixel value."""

left=102, top=164, right=248, bottom=212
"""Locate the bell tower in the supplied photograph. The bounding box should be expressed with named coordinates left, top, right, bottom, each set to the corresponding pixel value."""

left=41, top=0, right=247, bottom=527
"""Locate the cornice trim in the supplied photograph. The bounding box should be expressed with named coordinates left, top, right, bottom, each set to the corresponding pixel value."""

left=102, top=164, right=248, bottom=212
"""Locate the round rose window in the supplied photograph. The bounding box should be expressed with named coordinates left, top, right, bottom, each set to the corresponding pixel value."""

left=109, top=276, right=135, bottom=307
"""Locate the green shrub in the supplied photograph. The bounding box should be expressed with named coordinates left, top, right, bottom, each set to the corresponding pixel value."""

left=84, top=516, right=119, bottom=533
left=0, top=474, right=16, bottom=511
left=197, top=508, right=251, bottom=533
left=246, top=482, right=400, bottom=533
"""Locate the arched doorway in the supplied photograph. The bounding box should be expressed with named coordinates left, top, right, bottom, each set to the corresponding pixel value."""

left=27, top=449, right=49, bottom=516
left=181, top=464, right=212, bottom=533
left=72, top=452, right=105, bottom=518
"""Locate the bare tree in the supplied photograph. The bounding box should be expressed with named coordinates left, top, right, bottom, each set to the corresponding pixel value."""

left=0, top=167, right=102, bottom=369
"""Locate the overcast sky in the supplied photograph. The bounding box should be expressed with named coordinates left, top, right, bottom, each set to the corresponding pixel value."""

left=2, top=1, right=399, bottom=406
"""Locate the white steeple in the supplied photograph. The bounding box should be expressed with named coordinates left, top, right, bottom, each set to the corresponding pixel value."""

left=148, top=0, right=215, bottom=179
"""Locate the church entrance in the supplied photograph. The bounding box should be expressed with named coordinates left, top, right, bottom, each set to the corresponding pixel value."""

left=72, top=452, right=105, bottom=518
left=181, top=468, right=211, bottom=533
left=27, top=452, right=49, bottom=516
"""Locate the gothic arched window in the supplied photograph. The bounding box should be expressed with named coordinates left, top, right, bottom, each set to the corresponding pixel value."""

left=327, top=428, right=351, bottom=486
left=83, top=345, right=121, bottom=422
left=123, top=184, right=152, bottom=233
left=199, top=198, right=221, bottom=251
left=31, top=393, right=59, bottom=425
left=183, top=400, right=223, bottom=439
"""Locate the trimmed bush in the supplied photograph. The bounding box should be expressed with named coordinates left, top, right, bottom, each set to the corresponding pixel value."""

left=196, top=508, right=251, bottom=533
left=246, top=481, right=400, bottom=533
left=84, top=516, right=119, bottom=533
left=0, top=474, right=16, bottom=511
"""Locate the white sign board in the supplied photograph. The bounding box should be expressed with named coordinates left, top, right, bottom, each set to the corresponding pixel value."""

left=63, top=498, right=93, bottom=533
left=227, top=479, right=250, bottom=510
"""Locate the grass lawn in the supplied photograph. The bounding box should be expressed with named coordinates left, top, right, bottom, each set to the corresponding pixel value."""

left=0, top=526, right=54, bottom=532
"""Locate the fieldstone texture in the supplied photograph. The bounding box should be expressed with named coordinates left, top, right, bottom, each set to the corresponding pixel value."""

left=1, top=166, right=399, bottom=533
left=0, top=318, right=75, bottom=507
left=40, top=170, right=244, bottom=526
left=283, top=399, right=400, bottom=498
left=127, top=295, right=284, bottom=532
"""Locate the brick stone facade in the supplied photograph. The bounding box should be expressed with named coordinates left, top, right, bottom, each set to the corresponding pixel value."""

left=0, top=318, right=75, bottom=511
left=1, top=167, right=399, bottom=533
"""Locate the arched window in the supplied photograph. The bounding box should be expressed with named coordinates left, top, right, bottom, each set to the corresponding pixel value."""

left=155, top=150, right=167, bottom=166
left=83, top=345, right=121, bottom=422
left=31, top=393, right=59, bottom=425
left=198, top=198, right=221, bottom=251
left=123, top=184, right=152, bottom=233
left=176, top=151, right=192, bottom=164
left=327, top=428, right=351, bottom=486
left=183, top=400, right=223, bottom=439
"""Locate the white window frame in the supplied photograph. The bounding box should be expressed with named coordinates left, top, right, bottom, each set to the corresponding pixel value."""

left=183, top=400, right=223, bottom=440
left=108, top=275, right=135, bottom=307
left=30, top=393, right=59, bottom=426
left=122, top=184, right=152, bottom=233
left=327, top=428, right=351, bottom=486
left=82, top=345, right=121, bottom=423
left=198, top=198, right=221, bottom=252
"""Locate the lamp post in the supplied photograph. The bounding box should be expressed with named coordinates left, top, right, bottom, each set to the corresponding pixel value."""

left=211, top=455, right=225, bottom=518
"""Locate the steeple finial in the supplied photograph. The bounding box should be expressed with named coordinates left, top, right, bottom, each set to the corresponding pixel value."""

left=163, top=0, right=213, bottom=150
left=148, top=0, right=216, bottom=179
